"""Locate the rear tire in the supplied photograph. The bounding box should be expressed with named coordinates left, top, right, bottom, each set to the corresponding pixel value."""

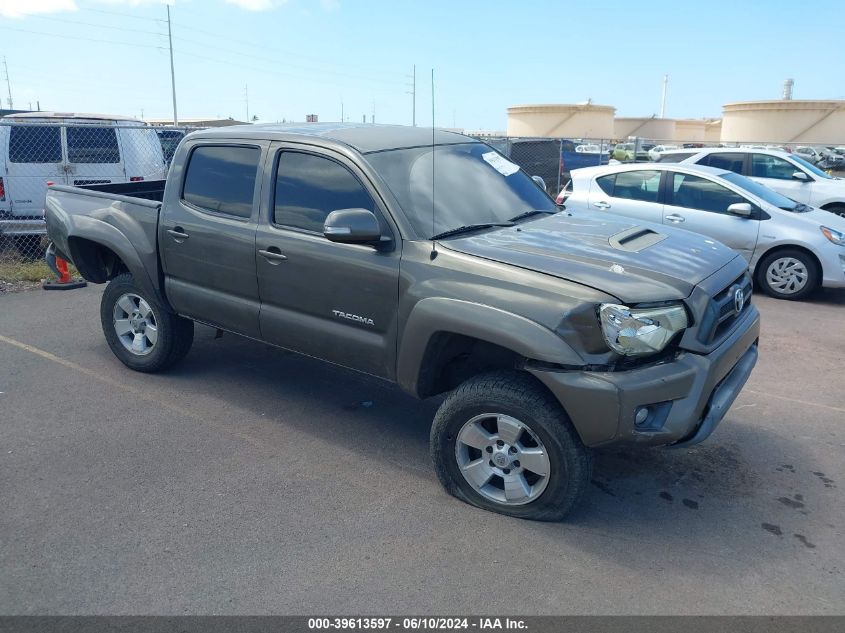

left=430, top=370, right=592, bottom=521
left=756, top=249, right=819, bottom=301
left=100, top=273, right=194, bottom=372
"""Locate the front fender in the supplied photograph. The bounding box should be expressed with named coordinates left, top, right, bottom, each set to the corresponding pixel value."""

left=396, top=297, right=585, bottom=397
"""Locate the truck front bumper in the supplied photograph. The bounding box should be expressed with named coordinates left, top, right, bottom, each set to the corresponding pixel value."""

left=528, top=306, right=760, bottom=448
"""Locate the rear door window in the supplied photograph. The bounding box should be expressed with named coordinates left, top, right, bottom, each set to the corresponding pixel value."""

left=699, top=152, right=744, bottom=174
left=609, top=170, right=661, bottom=202
left=182, top=145, right=260, bottom=219
left=8, top=126, right=62, bottom=163
left=66, top=126, right=120, bottom=163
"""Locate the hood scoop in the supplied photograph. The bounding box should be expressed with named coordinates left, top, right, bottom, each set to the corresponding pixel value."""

left=609, top=226, right=667, bottom=252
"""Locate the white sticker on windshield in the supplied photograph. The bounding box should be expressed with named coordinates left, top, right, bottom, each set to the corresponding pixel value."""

left=482, top=151, right=520, bottom=177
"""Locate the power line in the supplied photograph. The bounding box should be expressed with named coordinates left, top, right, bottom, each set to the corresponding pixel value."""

left=78, top=7, right=166, bottom=23
left=29, top=14, right=167, bottom=37
left=0, top=25, right=166, bottom=50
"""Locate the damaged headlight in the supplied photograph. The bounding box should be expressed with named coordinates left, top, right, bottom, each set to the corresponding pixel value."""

left=598, top=303, right=688, bottom=357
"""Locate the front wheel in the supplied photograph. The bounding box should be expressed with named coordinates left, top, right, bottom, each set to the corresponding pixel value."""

left=430, top=370, right=592, bottom=521
left=756, top=249, right=819, bottom=301
left=824, top=204, right=845, bottom=218
left=100, top=273, right=194, bottom=372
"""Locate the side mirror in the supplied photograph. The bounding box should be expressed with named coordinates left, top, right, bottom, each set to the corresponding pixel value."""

left=323, top=208, right=382, bottom=244
left=727, top=202, right=754, bottom=217
left=531, top=175, right=547, bottom=192
left=792, top=171, right=810, bottom=182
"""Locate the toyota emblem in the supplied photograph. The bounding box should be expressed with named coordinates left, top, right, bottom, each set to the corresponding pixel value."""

left=733, top=287, right=745, bottom=314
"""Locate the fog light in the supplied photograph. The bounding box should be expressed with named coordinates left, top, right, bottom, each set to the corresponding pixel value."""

left=634, top=407, right=650, bottom=426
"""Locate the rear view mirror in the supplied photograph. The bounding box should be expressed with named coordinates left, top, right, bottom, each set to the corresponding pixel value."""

left=323, top=208, right=382, bottom=244
left=727, top=202, right=753, bottom=217
left=531, top=175, right=547, bottom=192
left=792, top=171, right=810, bottom=182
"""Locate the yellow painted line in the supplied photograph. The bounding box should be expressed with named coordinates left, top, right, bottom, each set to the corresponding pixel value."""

left=744, top=388, right=845, bottom=415
left=0, top=333, right=271, bottom=451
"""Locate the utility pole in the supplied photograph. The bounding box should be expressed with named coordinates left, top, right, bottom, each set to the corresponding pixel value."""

left=372, top=99, right=375, bottom=124
left=166, top=5, right=178, bottom=124
left=3, top=57, right=13, bottom=110
left=660, top=74, right=668, bottom=118
left=407, top=64, right=416, bottom=126
left=341, top=101, right=344, bottom=122
left=245, top=84, right=249, bottom=122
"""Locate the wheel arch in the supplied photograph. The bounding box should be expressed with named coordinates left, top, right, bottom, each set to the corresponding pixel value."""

left=397, top=298, right=584, bottom=398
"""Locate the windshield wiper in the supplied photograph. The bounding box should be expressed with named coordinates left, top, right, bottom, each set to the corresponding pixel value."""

left=430, top=222, right=514, bottom=240
left=780, top=203, right=811, bottom=213
left=507, top=209, right=557, bottom=223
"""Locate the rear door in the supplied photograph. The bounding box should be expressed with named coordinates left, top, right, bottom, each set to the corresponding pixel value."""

left=588, top=169, right=664, bottom=224
left=159, top=141, right=266, bottom=337
left=4, top=124, right=67, bottom=218
left=64, top=124, right=126, bottom=187
left=748, top=153, right=813, bottom=205
left=255, top=144, right=401, bottom=379
left=662, top=171, right=759, bottom=261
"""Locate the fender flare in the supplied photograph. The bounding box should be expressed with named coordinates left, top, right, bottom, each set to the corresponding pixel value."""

left=396, top=297, right=584, bottom=397
left=65, top=215, right=167, bottom=309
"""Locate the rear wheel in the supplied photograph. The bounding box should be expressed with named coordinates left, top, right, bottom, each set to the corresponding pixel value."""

left=430, top=370, right=592, bottom=521
left=756, top=249, right=819, bottom=301
left=100, top=273, right=194, bottom=372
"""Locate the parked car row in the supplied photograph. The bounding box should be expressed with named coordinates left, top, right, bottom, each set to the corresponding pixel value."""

left=562, top=159, right=845, bottom=300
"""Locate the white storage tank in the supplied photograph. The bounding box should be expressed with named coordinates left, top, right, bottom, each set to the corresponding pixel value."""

left=721, top=100, right=845, bottom=144
left=507, top=104, right=615, bottom=138
left=613, top=117, right=676, bottom=142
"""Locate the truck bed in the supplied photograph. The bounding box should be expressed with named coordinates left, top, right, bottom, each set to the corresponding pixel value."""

left=44, top=181, right=165, bottom=304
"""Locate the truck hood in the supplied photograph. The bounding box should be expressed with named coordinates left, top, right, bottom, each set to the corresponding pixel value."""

left=442, top=210, right=739, bottom=303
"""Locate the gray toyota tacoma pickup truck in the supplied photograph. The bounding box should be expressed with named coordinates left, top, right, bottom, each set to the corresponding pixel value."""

left=44, top=124, right=760, bottom=521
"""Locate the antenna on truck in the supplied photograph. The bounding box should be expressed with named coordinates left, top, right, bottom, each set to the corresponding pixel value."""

left=430, top=68, right=437, bottom=260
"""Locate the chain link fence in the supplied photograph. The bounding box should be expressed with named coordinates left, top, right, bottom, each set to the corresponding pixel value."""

left=472, top=135, right=845, bottom=197
left=0, top=120, right=199, bottom=290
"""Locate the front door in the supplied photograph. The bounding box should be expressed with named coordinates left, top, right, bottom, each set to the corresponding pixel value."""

left=255, top=145, right=401, bottom=379
left=4, top=124, right=67, bottom=218
left=159, top=142, right=265, bottom=337
left=748, top=153, right=813, bottom=205
left=663, top=171, right=760, bottom=261
left=64, top=125, right=126, bottom=187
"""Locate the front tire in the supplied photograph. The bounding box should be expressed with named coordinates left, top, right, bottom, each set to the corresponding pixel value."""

left=824, top=204, right=845, bottom=218
left=430, top=370, right=592, bottom=521
left=100, top=273, right=194, bottom=372
left=756, top=249, right=819, bottom=301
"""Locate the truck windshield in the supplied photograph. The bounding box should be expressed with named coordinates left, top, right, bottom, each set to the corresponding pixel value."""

left=366, top=142, right=557, bottom=239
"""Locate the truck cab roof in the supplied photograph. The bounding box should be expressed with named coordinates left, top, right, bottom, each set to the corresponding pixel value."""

left=187, top=123, right=475, bottom=154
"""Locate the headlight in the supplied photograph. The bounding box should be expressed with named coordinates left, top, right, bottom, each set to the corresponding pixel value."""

left=599, top=303, right=688, bottom=357
left=820, top=226, right=845, bottom=246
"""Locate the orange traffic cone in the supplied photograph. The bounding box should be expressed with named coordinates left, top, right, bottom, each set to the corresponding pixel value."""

left=43, top=243, right=87, bottom=290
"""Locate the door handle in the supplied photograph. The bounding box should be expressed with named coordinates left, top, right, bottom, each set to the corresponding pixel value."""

left=167, top=228, right=190, bottom=241
left=258, top=248, right=288, bottom=263
left=593, top=201, right=611, bottom=209
left=665, top=214, right=685, bottom=223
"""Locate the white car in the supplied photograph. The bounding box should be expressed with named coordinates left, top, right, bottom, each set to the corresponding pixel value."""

left=647, top=144, right=680, bottom=161
left=567, top=162, right=845, bottom=299
left=658, top=147, right=845, bottom=217
left=793, top=146, right=823, bottom=164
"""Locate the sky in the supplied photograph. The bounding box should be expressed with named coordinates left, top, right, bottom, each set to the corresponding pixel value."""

left=0, top=0, right=843, bottom=129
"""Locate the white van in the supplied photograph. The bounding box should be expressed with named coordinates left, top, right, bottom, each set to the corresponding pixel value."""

left=0, top=112, right=166, bottom=253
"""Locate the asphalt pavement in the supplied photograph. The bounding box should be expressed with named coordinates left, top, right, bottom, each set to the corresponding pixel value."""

left=1, top=285, right=843, bottom=614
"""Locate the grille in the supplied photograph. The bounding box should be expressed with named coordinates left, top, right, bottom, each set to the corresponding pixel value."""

left=698, top=273, right=753, bottom=346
